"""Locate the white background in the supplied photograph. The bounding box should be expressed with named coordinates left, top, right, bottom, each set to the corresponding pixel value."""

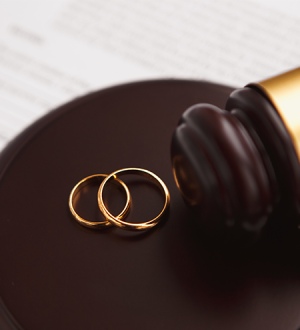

left=0, top=0, right=299, bottom=149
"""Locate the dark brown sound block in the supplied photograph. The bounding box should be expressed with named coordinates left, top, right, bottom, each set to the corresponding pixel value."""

left=0, top=80, right=300, bottom=330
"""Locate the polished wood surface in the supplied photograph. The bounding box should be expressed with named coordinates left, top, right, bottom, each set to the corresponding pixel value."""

left=0, top=80, right=299, bottom=330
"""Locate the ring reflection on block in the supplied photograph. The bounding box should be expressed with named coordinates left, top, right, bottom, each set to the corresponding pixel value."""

left=69, top=174, right=131, bottom=229
left=98, top=168, right=170, bottom=231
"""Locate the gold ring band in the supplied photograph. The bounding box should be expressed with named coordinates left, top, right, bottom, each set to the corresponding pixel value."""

left=98, top=168, right=170, bottom=231
left=69, top=174, right=131, bottom=229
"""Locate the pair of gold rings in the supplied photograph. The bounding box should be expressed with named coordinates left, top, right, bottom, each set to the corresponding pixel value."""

left=69, top=168, right=170, bottom=231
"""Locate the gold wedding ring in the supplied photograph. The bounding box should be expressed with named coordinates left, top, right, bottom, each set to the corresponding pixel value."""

left=69, top=174, right=131, bottom=228
left=98, top=168, right=170, bottom=231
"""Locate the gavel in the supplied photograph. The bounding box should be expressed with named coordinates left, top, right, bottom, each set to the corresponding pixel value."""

left=171, top=67, right=300, bottom=234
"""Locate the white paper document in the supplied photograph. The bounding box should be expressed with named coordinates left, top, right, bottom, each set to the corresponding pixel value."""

left=0, top=0, right=299, bottom=150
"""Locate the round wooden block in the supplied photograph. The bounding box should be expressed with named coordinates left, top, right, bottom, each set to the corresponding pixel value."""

left=0, top=80, right=299, bottom=330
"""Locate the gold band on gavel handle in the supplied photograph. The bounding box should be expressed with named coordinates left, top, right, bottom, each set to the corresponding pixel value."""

left=247, top=67, right=300, bottom=161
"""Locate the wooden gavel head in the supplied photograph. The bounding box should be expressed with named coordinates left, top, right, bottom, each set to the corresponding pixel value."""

left=171, top=68, right=300, bottom=234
